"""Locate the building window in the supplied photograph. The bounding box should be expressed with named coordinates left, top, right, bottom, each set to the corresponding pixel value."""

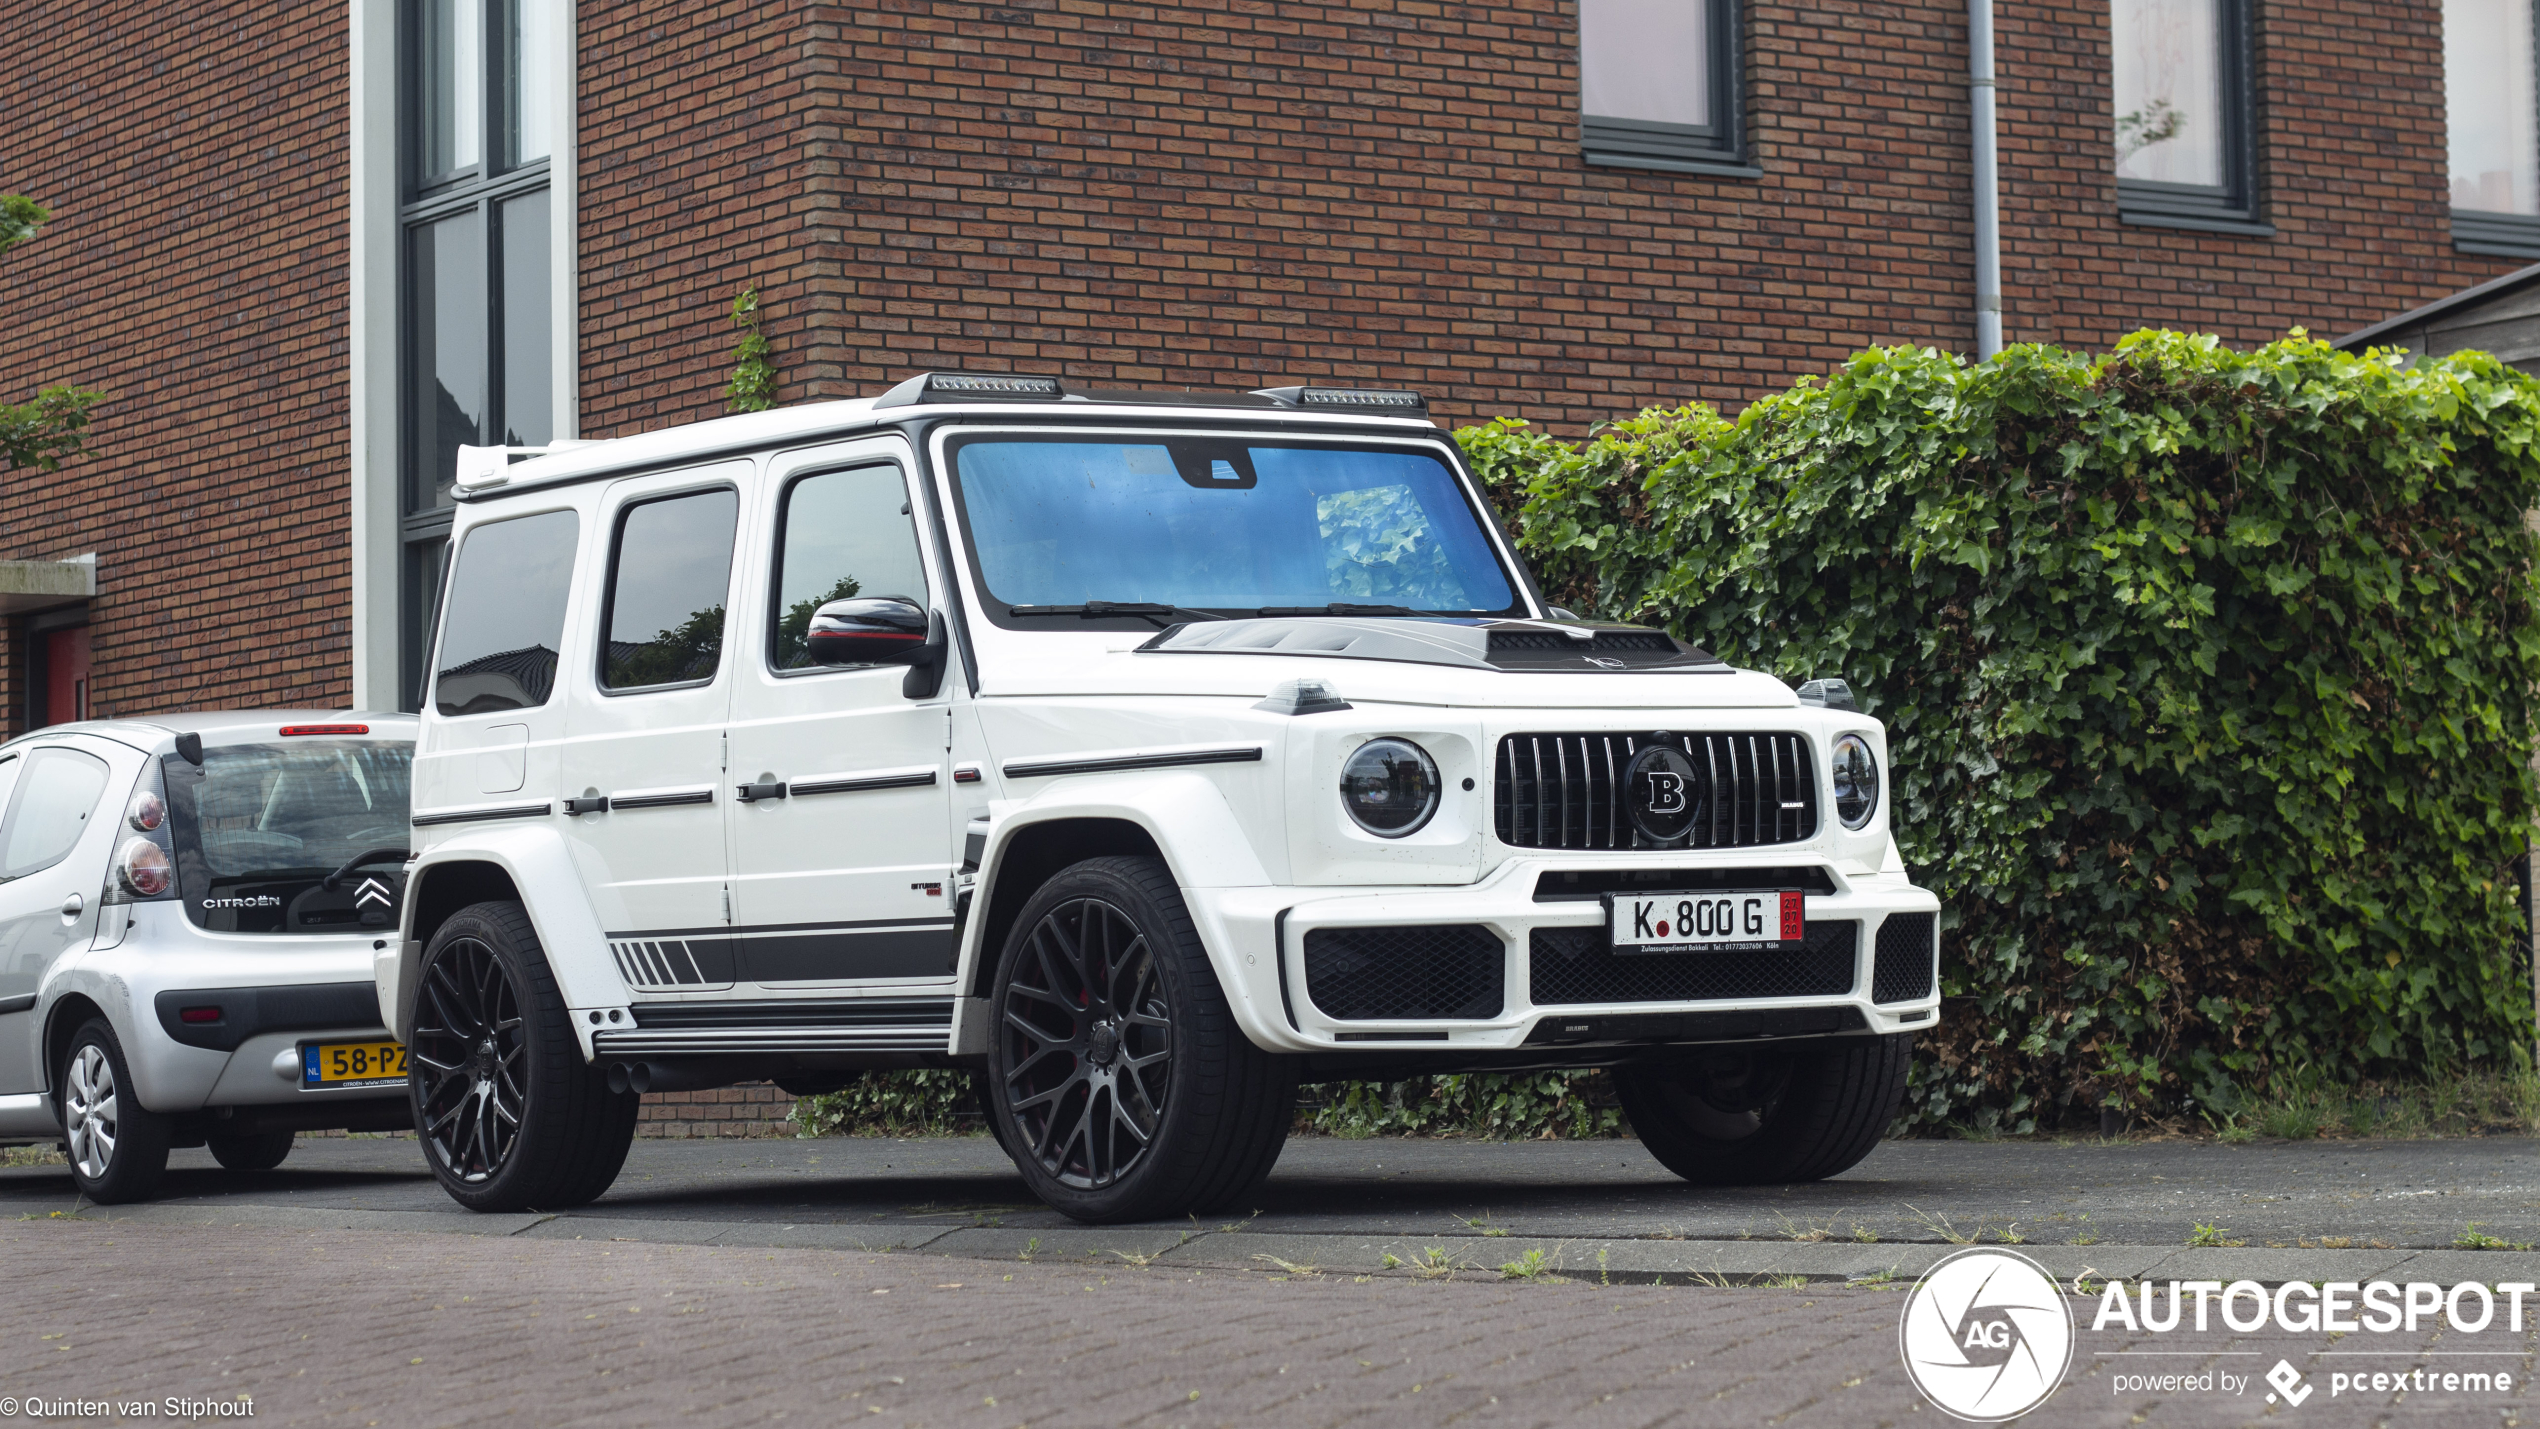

left=2111, top=0, right=2263, bottom=232
left=1580, top=0, right=1749, bottom=175
left=399, top=0, right=560, bottom=709
left=2448, top=0, right=2540, bottom=256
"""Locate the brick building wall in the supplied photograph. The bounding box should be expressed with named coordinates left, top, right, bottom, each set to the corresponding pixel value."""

left=639, top=1085, right=800, bottom=1137
left=0, top=0, right=354, bottom=739
left=577, top=0, right=832, bottom=439
left=571, top=0, right=2512, bottom=441
left=1996, top=0, right=2475, bottom=351
left=5, top=1, right=2524, bottom=720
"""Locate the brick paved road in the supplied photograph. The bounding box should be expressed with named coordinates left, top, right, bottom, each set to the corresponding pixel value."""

left=1, top=1220, right=2531, bottom=1429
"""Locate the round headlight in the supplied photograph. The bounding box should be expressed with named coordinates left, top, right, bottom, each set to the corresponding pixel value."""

left=1831, top=734, right=1880, bottom=830
left=127, top=789, right=166, bottom=833
left=118, top=837, right=173, bottom=898
left=1339, top=738, right=1440, bottom=838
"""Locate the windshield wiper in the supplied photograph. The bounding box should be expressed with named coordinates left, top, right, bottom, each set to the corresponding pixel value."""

left=1009, top=601, right=1231, bottom=627
left=1255, top=603, right=1425, bottom=617
left=324, top=847, right=414, bottom=890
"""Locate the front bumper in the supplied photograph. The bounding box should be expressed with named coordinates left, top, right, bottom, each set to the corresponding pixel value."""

left=1189, top=856, right=1941, bottom=1055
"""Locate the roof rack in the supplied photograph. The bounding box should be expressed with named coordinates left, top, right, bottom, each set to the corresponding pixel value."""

left=867, top=370, right=1429, bottom=416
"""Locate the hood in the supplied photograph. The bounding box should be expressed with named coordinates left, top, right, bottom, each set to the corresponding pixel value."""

left=976, top=618, right=1803, bottom=710
left=1136, top=616, right=1724, bottom=674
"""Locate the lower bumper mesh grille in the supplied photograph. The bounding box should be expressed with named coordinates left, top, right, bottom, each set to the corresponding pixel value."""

left=1528, top=920, right=1859, bottom=1005
left=1303, top=924, right=1506, bottom=1021
left=1872, top=913, right=1937, bottom=1003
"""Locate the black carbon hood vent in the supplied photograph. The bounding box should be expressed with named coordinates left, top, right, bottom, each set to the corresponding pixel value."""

left=1137, top=617, right=1724, bottom=673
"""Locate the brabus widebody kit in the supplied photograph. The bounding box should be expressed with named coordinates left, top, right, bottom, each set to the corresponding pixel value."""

left=385, top=374, right=1940, bottom=1223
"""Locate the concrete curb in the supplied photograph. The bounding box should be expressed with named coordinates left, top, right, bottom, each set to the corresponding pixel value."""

left=41, top=1202, right=2540, bottom=1284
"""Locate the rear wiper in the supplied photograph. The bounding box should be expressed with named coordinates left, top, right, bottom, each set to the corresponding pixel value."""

left=1009, top=601, right=1230, bottom=627
left=1255, top=602, right=1423, bottom=617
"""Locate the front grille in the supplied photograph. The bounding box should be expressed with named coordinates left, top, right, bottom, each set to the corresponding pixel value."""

left=1528, top=920, right=1859, bottom=1005
left=1303, top=924, right=1506, bottom=1021
left=1494, top=732, right=1818, bottom=850
left=1872, top=912, right=1937, bottom=1003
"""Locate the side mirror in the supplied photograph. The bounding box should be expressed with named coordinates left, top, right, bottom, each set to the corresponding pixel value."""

left=807, top=596, right=932, bottom=666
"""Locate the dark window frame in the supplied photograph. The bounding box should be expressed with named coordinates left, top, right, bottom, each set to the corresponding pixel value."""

left=2450, top=0, right=2540, bottom=259
left=2115, top=0, right=2268, bottom=235
left=1579, top=0, right=1755, bottom=178
left=396, top=0, right=555, bottom=712
left=764, top=462, right=931, bottom=679
left=594, top=484, right=743, bottom=697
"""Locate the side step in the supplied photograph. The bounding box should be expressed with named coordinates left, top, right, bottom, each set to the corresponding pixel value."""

left=593, top=997, right=956, bottom=1054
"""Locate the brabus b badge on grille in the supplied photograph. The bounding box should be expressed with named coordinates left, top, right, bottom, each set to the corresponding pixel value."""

left=1623, top=740, right=1700, bottom=844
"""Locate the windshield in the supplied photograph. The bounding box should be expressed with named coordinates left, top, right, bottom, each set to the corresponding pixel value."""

left=946, top=435, right=1524, bottom=625
left=165, top=741, right=414, bottom=935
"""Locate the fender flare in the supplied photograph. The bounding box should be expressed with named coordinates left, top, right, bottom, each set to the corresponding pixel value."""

left=387, top=824, right=620, bottom=1044
left=954, top=770, right=1273, bottom=1037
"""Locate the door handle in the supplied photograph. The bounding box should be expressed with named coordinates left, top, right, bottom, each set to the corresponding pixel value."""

left=563, top=796, right=610, bottom=815
left=735, top=780, right=789, bottom=803
left=60, top=893, right=83, bottom=920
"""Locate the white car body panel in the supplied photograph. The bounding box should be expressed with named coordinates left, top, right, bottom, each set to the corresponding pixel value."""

left=384, top=391, right=1941, bottom=1076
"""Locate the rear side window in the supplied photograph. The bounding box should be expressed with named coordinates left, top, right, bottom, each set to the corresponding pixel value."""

left=0, top=747, right=110, bottom=879
left=770, top=466, right=929, bottom=671
left=435, top=509, right=580, bottom=717
left=165, top=742, right=415, bottom=934
left=601, top=487, right=740, bottom=690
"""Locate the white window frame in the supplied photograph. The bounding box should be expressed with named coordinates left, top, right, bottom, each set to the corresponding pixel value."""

left=349, top=0, right=578, bottom=712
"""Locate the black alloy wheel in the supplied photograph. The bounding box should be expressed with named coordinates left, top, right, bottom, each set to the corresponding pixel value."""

left=408, top=900, right=638, bottom=1212
left=412, top=932, right=529, bottom=1184
left=1614, top=1032, right=1914, bottom=1185
left=988, top=856, right=1296, bottom=1224
left=206, top=1129, right=296, bottom=1172
left=1001, top=895, right=1174, bottom=1191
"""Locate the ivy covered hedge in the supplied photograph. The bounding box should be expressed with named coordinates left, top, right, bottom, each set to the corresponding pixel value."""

left=1459, top=333, right=2540, bottom=1129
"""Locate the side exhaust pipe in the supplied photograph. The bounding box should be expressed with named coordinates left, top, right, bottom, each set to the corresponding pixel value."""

left=602, top=1058, right=758, bottom=1095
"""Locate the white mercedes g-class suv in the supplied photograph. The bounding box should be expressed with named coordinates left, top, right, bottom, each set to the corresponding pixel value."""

left=386, top=373, right=1939, bottom=1223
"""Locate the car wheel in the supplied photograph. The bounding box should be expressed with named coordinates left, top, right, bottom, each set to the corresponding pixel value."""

left=58, top=1018, right=174, bottom=1204
left=986, top=856, right=1296, bottom=1225
left=206, top=1129, right=296, bottom=1171
left=1615, top=1033, right=1913, bottom=1185
left=409, top=900, right=638, bottom=1212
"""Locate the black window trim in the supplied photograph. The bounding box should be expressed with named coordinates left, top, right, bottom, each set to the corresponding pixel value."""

left=2449, top=0, right=2540, bottom=260
left=1579, top=0, right=1755, bottom=177
left=763, top=460, right=932, bottom=680
left=594, top=482, right=744, bottom=698
left=2116, top=0, right=2270, bottom=235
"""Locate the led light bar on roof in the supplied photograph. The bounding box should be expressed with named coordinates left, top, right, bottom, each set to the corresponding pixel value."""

left=930, top=373, right=1062, bottom=398
left=873, top=371, right=1067, bottom=407
left=1250, top=384, right=1429, bottom=414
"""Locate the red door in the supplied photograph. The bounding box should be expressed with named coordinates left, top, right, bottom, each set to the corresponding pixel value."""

left=40, top=625, right=90, bottom=726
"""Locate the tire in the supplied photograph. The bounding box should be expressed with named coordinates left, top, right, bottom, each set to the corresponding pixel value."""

left=985, top=856, right=1297, bottom=1224
left=409, top=900, right=638, bottom=1212
left=58, top=1018, right=174, bottom=1204
left=207, top=1129, right=296, bottom=1171
left=1616, top=1033, right=1913, bottom=1185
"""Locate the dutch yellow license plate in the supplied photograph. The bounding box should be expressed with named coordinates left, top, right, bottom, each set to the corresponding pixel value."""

left=300, top=1040, right=407, bottom=1088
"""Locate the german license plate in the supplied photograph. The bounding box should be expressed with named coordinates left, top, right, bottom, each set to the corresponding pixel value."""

left=301, top=1040, right=407, bottom=1089
left=1609, top=890, right=1803, bottom=954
